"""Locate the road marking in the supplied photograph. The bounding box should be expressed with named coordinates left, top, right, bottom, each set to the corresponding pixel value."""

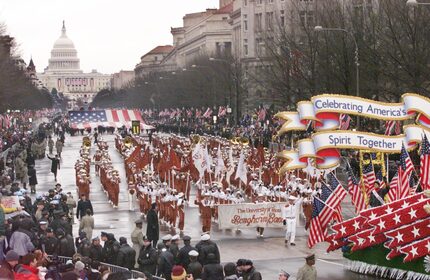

left=317, top=258, right=344, bottom=267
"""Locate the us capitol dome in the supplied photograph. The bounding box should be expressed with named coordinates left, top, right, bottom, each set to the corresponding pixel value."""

left=46, top=20, right=82, bottom=74
left=38, top=21, right=111, bottom=108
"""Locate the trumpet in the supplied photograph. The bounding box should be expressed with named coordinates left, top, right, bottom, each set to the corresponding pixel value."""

left=124, top=136, right=133, bottom=148
left=239, top=137, right=249, bottom=146
left=83, top=136, right=91, bottom=148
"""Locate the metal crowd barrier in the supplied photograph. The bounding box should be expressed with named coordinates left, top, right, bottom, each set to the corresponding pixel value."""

left=50, top=255, right=165, bottom=280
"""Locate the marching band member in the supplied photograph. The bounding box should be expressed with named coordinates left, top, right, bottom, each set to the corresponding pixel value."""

left=281, top=195, right=303, bottom=246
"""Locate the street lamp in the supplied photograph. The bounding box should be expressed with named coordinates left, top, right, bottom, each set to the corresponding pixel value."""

left=314, top=25, right=360, bottom=128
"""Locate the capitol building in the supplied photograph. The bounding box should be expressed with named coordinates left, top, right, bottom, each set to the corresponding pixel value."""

left=38, top=21, right=111, bottom=108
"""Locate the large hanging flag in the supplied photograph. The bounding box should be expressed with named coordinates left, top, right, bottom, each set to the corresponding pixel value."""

left=420, top=134, right=430, bottom=190
left=68, top=109, right=153, bottom=130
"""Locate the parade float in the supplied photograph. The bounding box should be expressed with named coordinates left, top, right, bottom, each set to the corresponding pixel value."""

left=275, top=93, right=430, bottom=279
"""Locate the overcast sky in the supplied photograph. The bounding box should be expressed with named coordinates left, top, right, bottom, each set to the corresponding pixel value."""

left=0, top=0, right=218, bottom=74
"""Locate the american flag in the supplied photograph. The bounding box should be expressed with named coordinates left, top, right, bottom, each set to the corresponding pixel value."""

left=327, top=173, right=348, bottom=222
left=362, top=162, right=376, bottom=196
left=68, top=109, right=145, bottom=129
left=257, top=107, right=267, bottom=121
left=398, top=143, right=414, bottom=199
left=420, top=134, right=430, bottom=190
left=218, top=106, right=227, bottom=117
left=385, top=120, right=401, bottom=136
left=202, top=108, right=213, bottom=118
left=339, top=113, right=351, bottom=130
left=308, top=195, right=326, bottom=248
left=387, top=171, right=399, bottom=202
left=347, top=165, right=367, bottom=213
left=308, top=173, right=347, bottom=248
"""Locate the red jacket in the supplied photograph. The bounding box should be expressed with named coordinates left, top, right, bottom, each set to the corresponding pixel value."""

left=14, top=264, right=39, bottom=280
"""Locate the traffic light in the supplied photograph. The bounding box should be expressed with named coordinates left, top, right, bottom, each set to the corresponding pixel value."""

left=131, top=120, right=141, bottom=135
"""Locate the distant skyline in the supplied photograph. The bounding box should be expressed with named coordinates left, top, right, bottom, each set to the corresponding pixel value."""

left=0, top=0, right=218, bottom=74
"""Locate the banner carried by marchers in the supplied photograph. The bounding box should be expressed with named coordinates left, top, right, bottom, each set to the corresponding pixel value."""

left=218, top=202, right=286, bottom=229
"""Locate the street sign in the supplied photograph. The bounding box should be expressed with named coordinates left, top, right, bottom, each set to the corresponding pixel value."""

left=131, top=120, right=140, bottom=135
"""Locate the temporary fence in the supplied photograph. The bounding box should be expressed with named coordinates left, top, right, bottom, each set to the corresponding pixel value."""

left=50, top=255, right=165, bottom=280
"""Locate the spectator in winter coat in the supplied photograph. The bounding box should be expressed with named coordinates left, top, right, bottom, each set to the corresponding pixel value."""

left=0, top=250, right=19, bottom=279
left=101, top=232, right=120, bottom=265
left=224, top=263, right=240, bottom=280
left=177, top=235, right=195, bottom=268
left=117, top=237, right=136, bottom=270
left=187, top=250, right=202, bottom=280
left=9, top=218, right=35, bottom=257
left=76, top=194, right=93, bottom=220
left=89, top=236, right=103, bottom=262
left=195, top=234, right=220, bottom=265
left=79, top=209, right=94, bottom=240
left=138, top=236, right=157, bottom=275
left=14, top=253, right=39, bottom=280
left=201, top=253, right=224, bottom=280
left=157, top=243, right=174, bottom=280
left=241, top=260, right=262, bottom=280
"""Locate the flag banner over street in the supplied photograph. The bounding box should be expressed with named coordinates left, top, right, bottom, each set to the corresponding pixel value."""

left=68, top=109, right=153, bottom=130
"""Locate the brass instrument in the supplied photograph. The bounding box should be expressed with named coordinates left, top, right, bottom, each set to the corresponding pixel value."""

left=124, top=136, right=133, bottom=148
left=83, top=136, right=91, bottom=148
left=191, top=134, right=201, bottom=145
left=239, top=137, right=249, bottom=146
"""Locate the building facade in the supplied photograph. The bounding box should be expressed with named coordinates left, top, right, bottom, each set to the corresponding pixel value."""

left=111, top=70, right=135, bottom=90
left=38, top=22, right=111, bottom=108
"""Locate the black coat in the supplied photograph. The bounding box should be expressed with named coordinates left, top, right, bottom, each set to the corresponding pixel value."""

left=146, top=209, right=159, bottom=241
left=242, top=267, right=262, bottom=280
left=43, top=236, right=59, bottom=255
left=117, top=244, right=136, bottom=270
left=102, top=236, right=120, bottom=264
left=76, top=200, right=93, bottom=219
left=138, top=245, right=158, bottom=275
left=47, top=156, right=60, bottom=173
left=195, top=240, right=221, bottom=265
left=157, top=250, right=174, bottom=280
left=187, top=261, right=203, bottom=280
left=58, top=235, right=75, bottom=257
left=89, top=244, right=103, bottom=262
left=27, top=167, right=37, bottom=185
left=202, top=263, right=224, bottom=280
left=177, top=244, right=196, bottom=267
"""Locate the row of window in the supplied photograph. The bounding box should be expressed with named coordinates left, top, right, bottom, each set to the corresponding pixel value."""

left=243, top=0, right=312, bottom=6
left=52, top=52, right=76, bottom=58
left=244, top=10, right=314, bottom=33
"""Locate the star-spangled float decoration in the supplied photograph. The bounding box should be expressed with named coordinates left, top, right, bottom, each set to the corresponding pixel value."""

left=325, top=192, right=430, bottom=262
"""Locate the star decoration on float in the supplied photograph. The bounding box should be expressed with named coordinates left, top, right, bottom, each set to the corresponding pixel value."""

left=412, top=227, right=420, bottom=238
left=393, top=214, right=401, bottom=225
